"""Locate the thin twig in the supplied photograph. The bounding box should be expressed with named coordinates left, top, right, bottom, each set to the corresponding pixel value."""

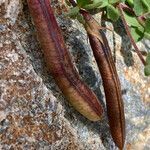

left=119, top=3, right=134, bottom=14
left=120, top=3, right=146, bottom=27
left=117, top=4, right=146, bottom=65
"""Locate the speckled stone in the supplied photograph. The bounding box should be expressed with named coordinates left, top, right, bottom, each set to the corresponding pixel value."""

left=0, top=0, right=150, bottom=150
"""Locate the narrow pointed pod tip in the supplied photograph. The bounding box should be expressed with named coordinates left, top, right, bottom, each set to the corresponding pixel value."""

left=27, top=0, right=103, bottom=121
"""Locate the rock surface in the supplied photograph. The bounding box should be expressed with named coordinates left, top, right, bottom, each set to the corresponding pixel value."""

left=0, top=0, right=150, bottom=150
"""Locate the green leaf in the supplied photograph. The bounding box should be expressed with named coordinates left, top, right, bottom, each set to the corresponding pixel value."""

left=93, top=0, right=103, bottom=3
left=125, top=14, right=139, bottom=27
left=133, top=0, right=150, bottom=16
left=120, top=0, right=126, bottom=2
left=130, top=27, right=144, bottom=41
left=98, top=0, right=109, bottom=8
left=83, top=1, right=103, bottom=10
left=123, top=11, right=145, bottom=41
left=144, top=32, right=150, bottom=39
left=77, top=0, right=92, bottom=7
left=124, top=11, right=143, bottom=29
left=146, top=0, right=150, bottom=8
left=107, top=4, right=120, bottom=21
left=109, top=0, right=120, bottom=4
left=145, top=17, right=150, bottom=29
left=126, top=0, right=134, bottom=7
left=144, top=65, right=150, bottom=76
left=146, top=52, right=150, bottom=65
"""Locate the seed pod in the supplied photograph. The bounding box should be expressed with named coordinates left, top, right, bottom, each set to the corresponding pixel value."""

left=27, top=0, right=103, bottom=121
left=81, top=11, right=125, bottom=149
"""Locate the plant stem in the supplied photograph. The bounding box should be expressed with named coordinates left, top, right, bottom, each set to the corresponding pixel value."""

left=119, top=3, right=134, bottom=14
left=119, top=3, right=146, bottom=27
left=117, top=4, right=146, bottom=66
left=137, top=16, right=146, bottom=26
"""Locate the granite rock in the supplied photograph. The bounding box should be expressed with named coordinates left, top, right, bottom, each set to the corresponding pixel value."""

left=0, top=0, right=150, bottom=150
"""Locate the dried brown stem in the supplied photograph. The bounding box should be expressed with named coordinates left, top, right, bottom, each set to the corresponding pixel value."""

left=118, top=4, right=146, bottom=65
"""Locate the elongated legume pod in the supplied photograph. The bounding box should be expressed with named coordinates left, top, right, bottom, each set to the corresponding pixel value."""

left=27, top=0, right=103, bottom=121
left=81, top=11, right=125, bottom=149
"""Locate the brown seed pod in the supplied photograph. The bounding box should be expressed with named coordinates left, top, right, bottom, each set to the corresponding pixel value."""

left=81, top=11, right=125, bottom=149
left=27, top=0, right=103, bottom=121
